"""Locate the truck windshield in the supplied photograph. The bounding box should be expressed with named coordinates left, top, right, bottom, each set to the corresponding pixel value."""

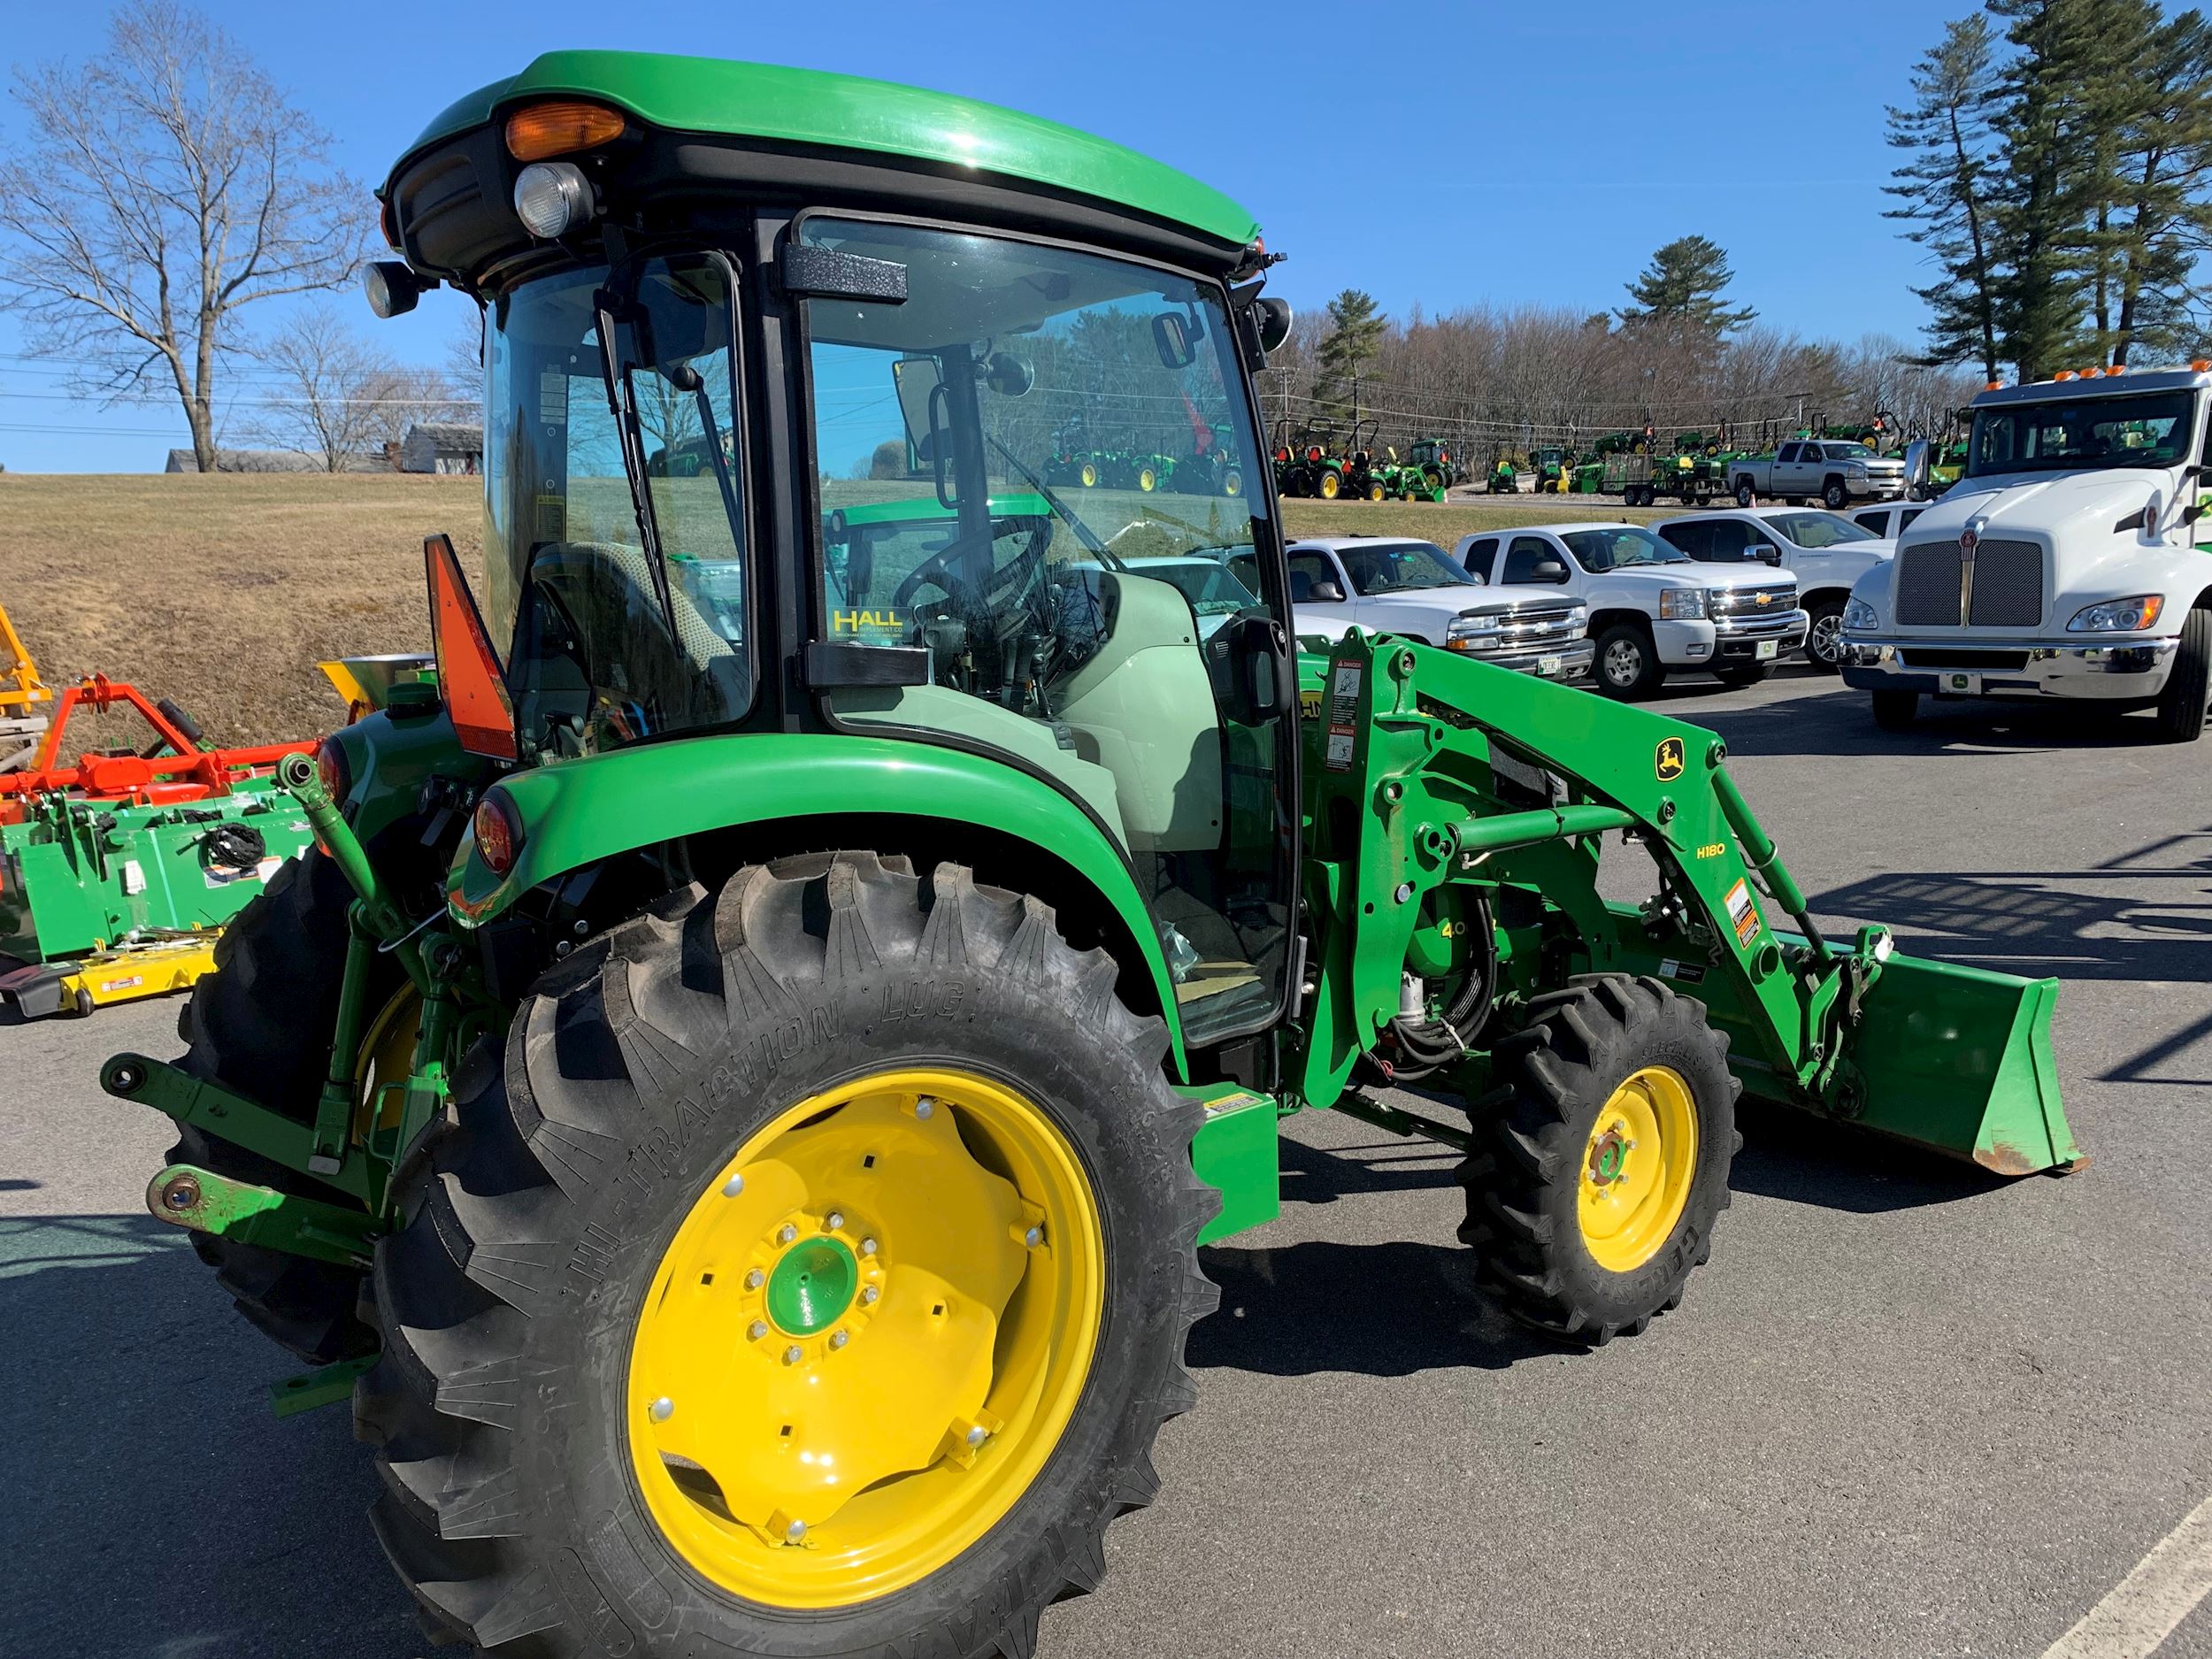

left=1342, top=541, right=1473, bottom=594
left=1968, top=390, right=2194, bottom=476
left=483, top=253, right=751, bottom=756
left=1561, top=526, right=1686, bottom=570
left=1821, top=442, right=1877, bottom=461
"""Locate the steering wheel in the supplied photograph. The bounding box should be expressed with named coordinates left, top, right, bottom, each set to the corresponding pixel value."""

left=891, top=519, right=1052, bottom=611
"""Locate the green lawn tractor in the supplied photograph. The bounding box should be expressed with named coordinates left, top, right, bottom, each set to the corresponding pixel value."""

left=1405, top=435, right=1459, bottom=492
left=1275, top=423, right=1347, bottom=498
left=1528, top=445, right=1577, bottom=493
left=118, top=51, right=2081, bottom=1659
left=1342, top=419, right=1392, bottom=501
left=1486, top=454, right=1520, bottom=492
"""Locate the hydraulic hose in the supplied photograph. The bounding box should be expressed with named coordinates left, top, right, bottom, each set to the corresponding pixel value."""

left=1380, top=894, right=1497, bottom=1081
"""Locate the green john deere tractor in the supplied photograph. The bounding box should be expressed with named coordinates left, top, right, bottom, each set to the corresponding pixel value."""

left=114, top=51, right=2081, bottom=1659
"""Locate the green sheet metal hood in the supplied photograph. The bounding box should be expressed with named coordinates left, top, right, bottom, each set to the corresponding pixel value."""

left=403, top=51, right=1259, bottom=248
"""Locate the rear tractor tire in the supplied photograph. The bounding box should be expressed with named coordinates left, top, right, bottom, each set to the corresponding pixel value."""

left=1317, top=469, right=1341, bottom=500
left=358, top=853, right=1217, bottom=1659
left=172, top=849, right=403, bottom=1363
left=1458, top=975, right=1740, bottom=1343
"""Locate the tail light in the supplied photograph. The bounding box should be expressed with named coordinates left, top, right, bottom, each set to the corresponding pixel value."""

left=314, top=736, right=351, bottom=804
left=473, top=790, right=523, bottom=879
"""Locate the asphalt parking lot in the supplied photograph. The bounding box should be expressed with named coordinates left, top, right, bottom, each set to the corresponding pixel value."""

left=4, top=663, right=2208, bottom=1659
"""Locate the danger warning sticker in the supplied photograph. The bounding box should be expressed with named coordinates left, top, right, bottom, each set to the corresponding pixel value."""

left=1723, top=878, right=1761, bottom=949
left=1325, top=663, right=1363, bottom=772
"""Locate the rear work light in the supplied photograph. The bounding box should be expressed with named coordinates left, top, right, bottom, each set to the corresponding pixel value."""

left=504, top=101, right=626, bottom=161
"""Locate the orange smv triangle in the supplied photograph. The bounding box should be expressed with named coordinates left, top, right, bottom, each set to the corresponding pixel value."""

left=425, top=534, right=518, bottom=761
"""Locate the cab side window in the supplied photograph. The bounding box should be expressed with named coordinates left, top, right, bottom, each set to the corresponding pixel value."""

left=1462, top=536, right=1499, bottom=579
left=1289, top=551, right=1339, bottom=603
left=1703, top=520, right=1753, bottom=559
left=1656, top=520, right=1708, bottom=557
left=1501, top=535, right=1560, bottom=583
left=1900, top=508, right=1924, bottom=532
left=1852, top=509, right=1889, bottom=534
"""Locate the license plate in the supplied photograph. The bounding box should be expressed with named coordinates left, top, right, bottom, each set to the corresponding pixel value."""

left=1755, top=638, right=1779, bottom=660
left=1942, top=671, right=1981, bottom=696
left=1537, top=655, right=1562, bottom=677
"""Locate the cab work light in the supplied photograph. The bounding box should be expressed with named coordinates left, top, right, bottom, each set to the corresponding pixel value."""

left=514, top=163, right=592, bottom=239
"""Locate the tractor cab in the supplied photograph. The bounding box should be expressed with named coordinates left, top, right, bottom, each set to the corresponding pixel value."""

left=375, top=57, right=1302, bottom=1049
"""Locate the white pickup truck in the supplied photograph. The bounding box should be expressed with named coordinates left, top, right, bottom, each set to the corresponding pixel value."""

left=1453, top=522, right=1807, bottom=698
left=1729, top=439, right=1907, bottom=511
left=1287, top=535, right=1594, bottom=681
left=1839, top=365, right=2212, bottom=741
left=1653, top=507, right=1893, bottom=671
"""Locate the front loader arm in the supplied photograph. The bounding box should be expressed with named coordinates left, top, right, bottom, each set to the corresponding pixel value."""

left=1294, top=634, right=2078, bottom=1174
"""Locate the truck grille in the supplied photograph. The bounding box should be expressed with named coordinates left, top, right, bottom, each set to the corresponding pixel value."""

left=1710, top=582, right=1797, bottom=618
left=1492, top=604, right=1584, bottom=646
left=1895, top=541, right=1962, bottom=624
left=1966, top=540, right=2041, bottom=626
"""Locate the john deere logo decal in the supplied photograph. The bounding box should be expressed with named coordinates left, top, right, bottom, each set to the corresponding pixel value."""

left=1655, top=737, right=1686, bottom=780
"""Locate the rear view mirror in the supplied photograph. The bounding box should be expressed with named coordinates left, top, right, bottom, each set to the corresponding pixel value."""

left=892, top=356, right=941, bottom=454
left=984, top=351, right=1033, bottom=397
left=1749, top=543, right=1781, bottom=565
left=1256, top=296, right=1293, bottom=353
left=1152, top=312, right=1196, bottom=369
left=1309, top=579, right=1346, bottom=604
left=1530, top=558, right=1569, bottom=583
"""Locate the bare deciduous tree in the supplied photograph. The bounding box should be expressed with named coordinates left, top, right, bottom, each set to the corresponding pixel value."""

left=244, top=304, right=463, bottom=472
left=0, top=2, right=369, bottom=470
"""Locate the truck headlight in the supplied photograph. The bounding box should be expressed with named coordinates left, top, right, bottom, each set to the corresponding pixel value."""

left=1447, top=612, right=1505, bottom=652
left=2067, top=595, right=2165, bottom=632
left=1847, top=463, right=1868, bottom=476
left=1843, top=595, right=1880, bottom=632
left=1659, top=588, right=1708, bottom=620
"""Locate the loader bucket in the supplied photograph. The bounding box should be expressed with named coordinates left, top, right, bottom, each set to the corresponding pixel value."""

left=1840, top=951, right=2080, bottom=1176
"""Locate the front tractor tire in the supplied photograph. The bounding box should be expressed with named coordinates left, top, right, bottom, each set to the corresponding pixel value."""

left=172, top=849, right=402, bottom=1363
left=359, top=854, right=1216, bottom=1659
left=1458, top=976, right=1740, bottom=1343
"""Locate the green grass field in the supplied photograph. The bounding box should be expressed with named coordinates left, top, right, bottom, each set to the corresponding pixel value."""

left=0, top=474, right=1655, bottom=744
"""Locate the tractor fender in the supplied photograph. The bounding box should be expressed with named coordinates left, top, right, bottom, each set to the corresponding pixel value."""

left=445, top=731, right=1190, bottom=1071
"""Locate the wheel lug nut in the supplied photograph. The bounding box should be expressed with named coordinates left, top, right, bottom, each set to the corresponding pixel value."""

left=776, top=1224, right=797, bottom=1245
left=860, top=1237, right=878, bottom=1256
left=649, top=1396, right=674, bottom=1422
left=826, top=1211, right=845, bottom=1232
left=965, top=1425, right=988, bottom=1448
left=745, top=1269, right=764, bottom=1289
left=914, top=1097, right=934, bottom=1120
left=720, top=1172, right=745, bottom=1197
left=785, top=1518, right=807, bottom=1543
left=784, top=1346, right=803, bottom=1365
left=860, top=1286, right=879, bottom=1306
left=747, top=1320, right=767, bottom=1340
left=829, top=1329, right=849, bottom=1350
left=1024, top=1225, right=1043, bottom=1248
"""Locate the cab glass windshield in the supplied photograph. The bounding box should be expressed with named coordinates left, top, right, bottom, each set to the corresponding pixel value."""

left=1561, top=526, right=1687, bottom=570
left=1969, top=391, right=2194, bottom=476
left=1341, top=541, right=1472, bottom=594
left=1763, top=511, right=1878, bottom=548
left=483, top=254, right=750, bottom=757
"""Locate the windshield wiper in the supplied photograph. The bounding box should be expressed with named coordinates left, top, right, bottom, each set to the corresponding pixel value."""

left=594, top=291, right=682, bottom=640
left=987, top=434, right=1117, bottom=563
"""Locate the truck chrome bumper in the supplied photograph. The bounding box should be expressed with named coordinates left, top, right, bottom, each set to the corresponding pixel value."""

left=1710, top=608, right=1809, bottom=665
left=1450, top=639, right=1594, bottom=681
left=1839, top=634, right=2180, bottom=700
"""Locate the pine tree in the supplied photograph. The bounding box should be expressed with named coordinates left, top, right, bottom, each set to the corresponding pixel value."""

left=1884, top=13, right=2003, bottom=379
left=1616, top=236, right=1757, bottom=342
left=1984, top=0, right=2102, bottom=380
left=2101, top=9, right=2212, bottom=364
left=1315, top=288, right=1387, bottom=426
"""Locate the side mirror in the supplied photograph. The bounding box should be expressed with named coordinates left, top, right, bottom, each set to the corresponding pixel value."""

left=1749, top=543, right=1781, bottom=565
left=1308, top=579, right=1346, bottom=604
left=1530, top=558, right=1569, bottom=583
left=983, top=351, right=1033, bottom=397
left=1152, top=312, right=1196, bottom=369
left=1210, top=611, right=1294, bottom=726
left=1256, top=296, right=1293, bottom=354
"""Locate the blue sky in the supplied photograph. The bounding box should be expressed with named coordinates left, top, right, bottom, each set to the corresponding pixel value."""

left=1, top=0, right=1955, bottom=472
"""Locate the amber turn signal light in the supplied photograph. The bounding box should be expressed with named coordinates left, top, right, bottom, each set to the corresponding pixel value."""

left=504, top=101, right=626, bottom=161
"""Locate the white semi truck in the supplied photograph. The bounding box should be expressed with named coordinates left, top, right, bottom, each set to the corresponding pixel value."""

left=1839, top=365, right=2212, bottom=741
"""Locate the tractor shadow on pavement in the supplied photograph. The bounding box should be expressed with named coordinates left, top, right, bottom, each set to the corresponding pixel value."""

left=0, top=1213, right=414, bottom=1659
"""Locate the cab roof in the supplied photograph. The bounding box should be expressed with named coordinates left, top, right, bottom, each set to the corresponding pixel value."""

left=1971, top=365, right=2211, bottom=407
left=397, top=51, right=1261, bottom=250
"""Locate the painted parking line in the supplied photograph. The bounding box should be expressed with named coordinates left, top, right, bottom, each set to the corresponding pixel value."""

left=2041, top=1494, right=2212, bottom=1659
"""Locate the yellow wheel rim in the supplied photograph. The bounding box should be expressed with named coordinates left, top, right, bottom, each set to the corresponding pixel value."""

left=1079, top=461, right=1097, bottom=488
left=1576, top=1065, right=1698, bottom=1272
left=1318, top=471, right=1339, bottom=498
left=1137, top=466, right=1156, bottom=491
left=1223, top=469, right=1242, bottom=497
left=1368, top=483, right=1385, bottom=501
left=626, top=1068, right=1103, bottom=1609
left=350, top=987, right=420, bottom=1140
